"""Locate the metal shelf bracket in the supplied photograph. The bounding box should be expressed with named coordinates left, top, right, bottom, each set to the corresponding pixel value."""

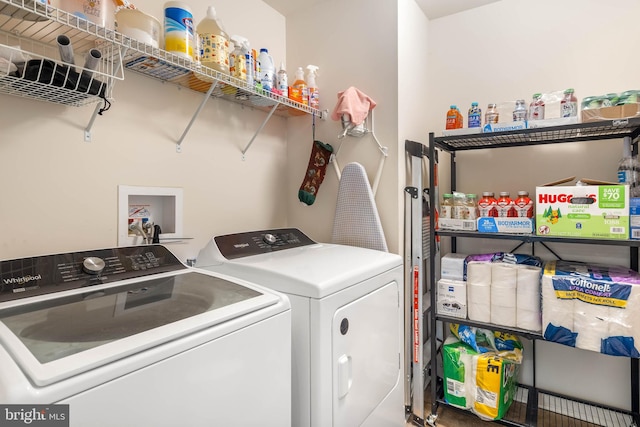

left=241, top=103, right=278, bottom=160
left=175, top=81, right=218, bottom=153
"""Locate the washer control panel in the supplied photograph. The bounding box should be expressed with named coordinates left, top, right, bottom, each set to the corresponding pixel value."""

left=0, top=245, right=185, bottom=302
left=214, top=228, right=316, bottom=260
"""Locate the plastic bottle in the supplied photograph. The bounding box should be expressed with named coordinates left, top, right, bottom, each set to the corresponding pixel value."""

left=497, top=192, right=517, bottom=217
left=196, top=6, right=229, bottom=74
left=229, top=35, right=248, bottom=81
left=618, top=136, right=640, bottom=197
left=290, top=67, right=308, bottom=105
left=446, top=105, right=463, bottom=130
left=452, top=192, right=467, bottom=219
left=514, top=191, right=533, bottom=218
left=485, top=103, right=499, bottom=125
left=164, top=1, right=195, bottom=60
left=468, top=102, right=482, bottom=128
left=513, top=99, right=527, bottom=122
left=257, top=48, right=275, bottom=91
left=276, top=62, right=288, bottom=95
left=441, top=193, right=453, bottom=219
left=245, top=53, right=254, bottom=85
left=560, top=88, right=578, bottom=118
left=478, top=191, right=498, bottom=217
left=528, top=93, right=545, bottom=120
left=465, top=194, right=479, bottom=220
left=306, top=65, right=319, bottom=109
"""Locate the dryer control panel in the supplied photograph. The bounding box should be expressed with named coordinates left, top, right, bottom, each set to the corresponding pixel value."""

left=0, top=245, right=185, bottom=302
left=214, top=228, right=316, bottom=260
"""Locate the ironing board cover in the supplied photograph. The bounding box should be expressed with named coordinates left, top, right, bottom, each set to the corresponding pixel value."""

left=331, top=162, right=388, bottom=252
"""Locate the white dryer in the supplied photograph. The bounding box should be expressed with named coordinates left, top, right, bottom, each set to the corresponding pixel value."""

left=0, top=245, right=291, bottom=427
left=196, top=228, right=404, bottom=427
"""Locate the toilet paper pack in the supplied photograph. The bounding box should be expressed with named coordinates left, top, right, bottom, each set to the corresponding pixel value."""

left=542, top=260, right=640, bottom=357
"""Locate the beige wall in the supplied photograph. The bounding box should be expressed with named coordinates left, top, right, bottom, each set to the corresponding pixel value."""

left=427, top=0, right=640, bottom=409
left=284, top=0, right=402, bottom=254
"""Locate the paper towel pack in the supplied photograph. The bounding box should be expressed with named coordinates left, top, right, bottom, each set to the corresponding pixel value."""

left=542, top=260, right=640, bottom=357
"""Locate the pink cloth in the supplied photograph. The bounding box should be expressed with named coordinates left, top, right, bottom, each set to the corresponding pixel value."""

left=330, top=86, right=377, bottom=126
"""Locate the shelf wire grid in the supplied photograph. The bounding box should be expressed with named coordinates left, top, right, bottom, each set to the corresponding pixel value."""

left=434, top=119, right=640, bottom=152
left=0, top=0, right=125, bottom=106
left=536, top=391, right=634, bottom=427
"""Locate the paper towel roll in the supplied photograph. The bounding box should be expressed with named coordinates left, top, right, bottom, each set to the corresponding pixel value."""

left=517, top=309, right=542, bottom=331
left=542, top=276, right=574, bottom=333
left=467, top=282, right=491, bottom=306
left=490, top=305, right=517, bottom=327
left=574, top=301, right=610, bottom=353
left=467, top=261, right=491, bottom=286
left=491, top=285, right=516, bottom=308
left=468, top=302, right=491, bottom=323
left=517, top=268, right=541, bottom=313
left=491, top=263, right=517, bottom=288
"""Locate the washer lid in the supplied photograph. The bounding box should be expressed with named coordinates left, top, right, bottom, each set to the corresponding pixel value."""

left=0, top=270, right=283, bottom=386
left=203, top=242, right=403, bottom=299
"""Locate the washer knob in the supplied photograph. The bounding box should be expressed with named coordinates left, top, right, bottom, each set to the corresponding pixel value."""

left=263, top=233, right=277, bottom=245
left=83, top=257, right=105, bottom=275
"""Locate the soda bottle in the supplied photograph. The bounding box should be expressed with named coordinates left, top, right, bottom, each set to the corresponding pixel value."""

left=446, top=105, right=462, bottom=130
left=441, top=193, right=453, bottom=219
left=468, top=102, right=482, bottom=128
left=485, top=103, right=499, bottom=125
left=560, top=88, right=578, bottom=118
left=478, top=191, right=498, bottom=217
left=497, top=192, right=517, bottom=217
left=514, top=191, right=533, bottom=218
left=528, top=93, right=545, bottom=120
left=513, top=99, right=527, bottom=122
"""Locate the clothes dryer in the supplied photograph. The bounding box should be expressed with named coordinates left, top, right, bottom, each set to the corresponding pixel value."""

left=196, top=228, right=404, bottom=427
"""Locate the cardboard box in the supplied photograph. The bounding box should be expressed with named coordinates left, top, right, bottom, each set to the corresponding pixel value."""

left=439, top=218, right=477, bottom=231
left=442, top=127, right=482, bottom=137
left=581, top=103, right=640, bottom=123
left=441, top=253, right=467, bottom=281
left=535, top=185, right=629, bottom=239
left=526, top=116, right=579, bottom=129
left=630, top=197, right=640, bottom=240
left=477, top=217, right=534, bottom=234
left=482, top=121, right=527, bottom=133
left=437, top=279, right=467, bottom=319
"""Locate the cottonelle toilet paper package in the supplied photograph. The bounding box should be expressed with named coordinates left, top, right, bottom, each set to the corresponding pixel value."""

left=542, top=260, right=640, bottom=357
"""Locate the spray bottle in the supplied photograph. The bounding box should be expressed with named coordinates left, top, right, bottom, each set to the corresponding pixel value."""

left=305, top=65, right=319, bottom=109
left=229, top=35, right=249, bottom=81
left=276, top=62, right=288, bottom=96
left=290, top=66, right=308, bottom=105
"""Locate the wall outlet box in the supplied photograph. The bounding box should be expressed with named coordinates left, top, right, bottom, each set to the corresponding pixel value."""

left=535, top=185, right=629, bottom=239
left=477, top=217, right=534, bottom=234
left=437, top=278, right=467, bottom=319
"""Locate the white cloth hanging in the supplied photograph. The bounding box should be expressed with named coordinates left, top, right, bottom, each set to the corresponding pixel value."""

left=331, top=162, right=388, bottom=252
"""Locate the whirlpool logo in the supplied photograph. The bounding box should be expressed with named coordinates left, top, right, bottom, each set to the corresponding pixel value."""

left=2, top=274, right=42, bottom=286
left=1, top=405, right=68, bottom=426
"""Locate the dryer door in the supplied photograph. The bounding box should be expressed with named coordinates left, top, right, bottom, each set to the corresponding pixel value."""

left=332, top=280, right=400, bottom=427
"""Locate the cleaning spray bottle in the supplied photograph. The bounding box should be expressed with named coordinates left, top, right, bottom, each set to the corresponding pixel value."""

left=229, top=35, right=249, bottom=81
left=276, top=62, right=288, bottom=96
left=290, top=66, right=308, bottom=105
left=306, top=65, right=319, bottom=109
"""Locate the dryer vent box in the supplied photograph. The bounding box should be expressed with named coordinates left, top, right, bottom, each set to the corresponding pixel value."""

left=118, top=185, right=184, bottom=246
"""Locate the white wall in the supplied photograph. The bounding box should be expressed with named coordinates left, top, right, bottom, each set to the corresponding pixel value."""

left=0, top=0, right=287, bottom=262
left=427, top=0, right=640, bottom=409
left=284, top=0, right=402, bottom=254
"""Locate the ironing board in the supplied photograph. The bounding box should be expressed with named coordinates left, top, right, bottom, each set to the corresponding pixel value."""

left=331, top=162, right=388, bottom=252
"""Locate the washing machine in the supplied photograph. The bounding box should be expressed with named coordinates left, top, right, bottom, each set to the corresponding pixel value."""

left=0, top=245, right=291, bottom=427
left=196, top=228, right=405, bottom=427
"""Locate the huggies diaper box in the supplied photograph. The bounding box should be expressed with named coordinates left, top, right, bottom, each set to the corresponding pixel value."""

left=535, top=185, right=629, bottom=239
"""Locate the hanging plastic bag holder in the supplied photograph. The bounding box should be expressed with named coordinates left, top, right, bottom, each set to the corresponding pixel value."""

left=331, top=109, right=388, bottom=197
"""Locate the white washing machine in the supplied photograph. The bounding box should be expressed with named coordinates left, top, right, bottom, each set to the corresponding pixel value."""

left=196, top=228, right=405, bottom=427
left=0, top=245, right=291, bottom=427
